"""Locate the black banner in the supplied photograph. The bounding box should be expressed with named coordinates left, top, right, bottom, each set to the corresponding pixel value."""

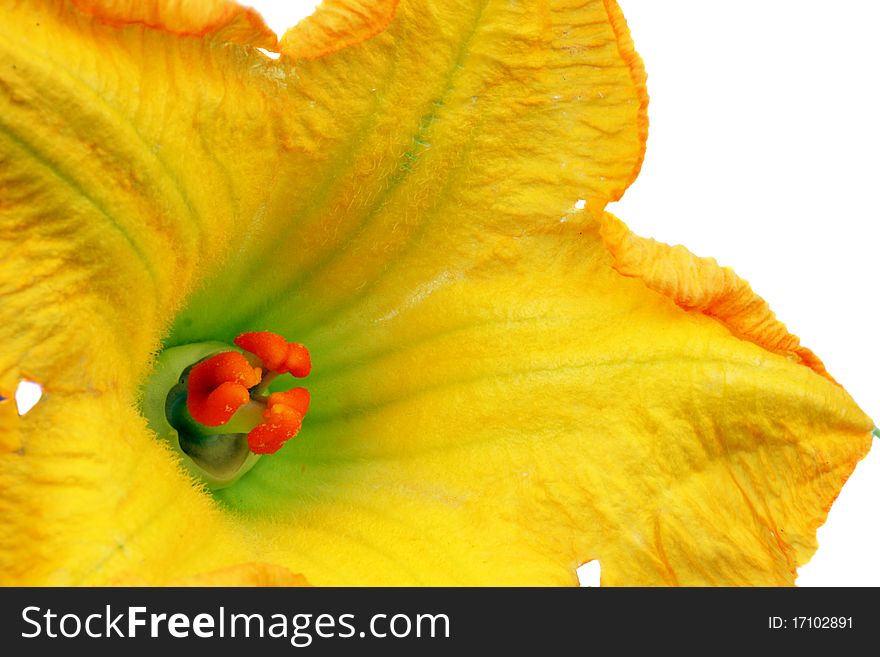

left=0, top=587, right=874, bottom=654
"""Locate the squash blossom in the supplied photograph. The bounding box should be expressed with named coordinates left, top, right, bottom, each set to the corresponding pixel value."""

left=0, top=0, right=874, bottom=586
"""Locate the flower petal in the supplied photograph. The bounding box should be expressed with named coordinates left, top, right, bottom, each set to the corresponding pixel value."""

left=214, top=210, right=872, bottom=585
left=279, top=0, right=399, bottom=60
left=171, top=0, right=648, bottom=343
left=116, top=562, right=310, bottom=586
left=600, top=213, right=834, bottom=382
left=169, top=563, right=309, bottom=586
left=0, top=0, right=323, bottom=333
left=70, top=0, right=277, bottom=48
left=0, top=0, right=291, bottom=584
left=0, top=384, right=264, bottom=584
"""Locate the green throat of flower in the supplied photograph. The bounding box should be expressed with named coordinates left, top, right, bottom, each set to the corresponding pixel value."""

left=141, top=333, right=311, bottom=490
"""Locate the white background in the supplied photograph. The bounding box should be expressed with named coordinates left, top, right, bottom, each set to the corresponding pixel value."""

left=240, top=0, right=879, bottom=586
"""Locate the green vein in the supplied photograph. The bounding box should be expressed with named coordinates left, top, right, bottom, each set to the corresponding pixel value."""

left=0, top=29, right=202, bottom=235
left=306, top=353, right=790, bottom=424
left=210, top=54, right=403, bottom=327
left=0, top=118, right=159, bottom=291
left=314, top=314, right=588, bottom=381
left=224, top=0, right=493, bottom=333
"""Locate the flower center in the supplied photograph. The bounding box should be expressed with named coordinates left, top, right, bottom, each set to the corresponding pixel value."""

left=141, top=332, right=311, bottom=490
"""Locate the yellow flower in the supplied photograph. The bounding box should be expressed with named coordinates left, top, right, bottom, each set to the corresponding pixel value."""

left=0, top=0, right=873, bottom=586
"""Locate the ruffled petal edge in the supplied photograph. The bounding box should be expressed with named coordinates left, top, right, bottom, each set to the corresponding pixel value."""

left=600, top=212, right=834, bottom=382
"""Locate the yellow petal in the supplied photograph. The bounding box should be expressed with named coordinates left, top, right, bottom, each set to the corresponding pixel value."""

left=170, top=563, right=309, bottom=586
left=0, top=387, right=248, bottom=584
left=0, top=0, right=312, bottom=331
left=0, top=0, right=288, bottom=584
left=172, top=0, right=648, bottom=342
left=0, top=389, right=20, bottom=454
left=279, top=0, right=399, bottom=60
left=216, top=209, right=872, bottom=585
left=70, top=0, right=277, bottom=48
left=600, top=213, right=833, bottom=382
left=116, top=562, right=310, bottom=586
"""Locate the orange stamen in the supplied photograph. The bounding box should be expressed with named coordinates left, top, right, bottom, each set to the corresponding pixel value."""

left=268, top=387, right=310, bottom=416
left=247, top=387, right=310, bottom=454
left=284, top=343, right=312, bottom=378
left=234, top=331, right=288, bottom=371
left=235, top=331, right=312, bottom=377
left=187, top=352, right=262, bottom=426
left=181, top=333, right=311, bottom=456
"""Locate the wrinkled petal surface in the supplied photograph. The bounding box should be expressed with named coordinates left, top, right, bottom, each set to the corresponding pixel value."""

left=279, top=0, right=399, bottom=60
left=216, top=212, right=872, bottom=585
left=0, top=0, right=871, bottom=586
left=71, top=0, right=277, bottom=46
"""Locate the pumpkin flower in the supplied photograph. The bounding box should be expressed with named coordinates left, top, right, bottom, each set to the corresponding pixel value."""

left=0, top=0, right=874, bottom=586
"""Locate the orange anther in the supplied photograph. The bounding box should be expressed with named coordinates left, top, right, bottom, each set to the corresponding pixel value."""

left=183, top=333, right=311, bottom=453
left=284, top=343, right=312, bottom=378
left=187, top=352, right=262, bottom=426
left=235, top=331, right=312, bottom=377
left=247, top=406, right=304, bottom=455
left=234, top=331, right=288, bottom=371
left=246, top=387, right=310, bottom=454
left=268, top=387, right=311, bottom=416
